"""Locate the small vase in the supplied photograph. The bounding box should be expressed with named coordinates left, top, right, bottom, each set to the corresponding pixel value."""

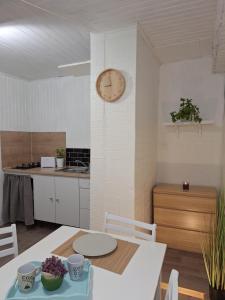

left=41, top=272, right=63, bottom=291
left=56, top=158, right=64, bottom=168
left=209, top=285, right=225, bottom=300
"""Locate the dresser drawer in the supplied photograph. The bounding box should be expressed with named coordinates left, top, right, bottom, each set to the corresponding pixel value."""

left=157, top=226, right=206, bottom=253
left=154, top=207, right=213, bottom=232
left=154, top=193, right=215, bottom=213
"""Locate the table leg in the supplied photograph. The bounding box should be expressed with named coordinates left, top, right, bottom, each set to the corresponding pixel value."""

left=154, top=272, right=162, bottom=300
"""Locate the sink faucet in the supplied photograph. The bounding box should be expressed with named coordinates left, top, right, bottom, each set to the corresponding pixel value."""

left=74, top=160, right=88, bottom=168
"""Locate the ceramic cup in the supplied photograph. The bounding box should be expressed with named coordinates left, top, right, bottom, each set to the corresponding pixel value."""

left=67, top=254, right=88, bottom=281
left=17, top=263, right=41, bottom=292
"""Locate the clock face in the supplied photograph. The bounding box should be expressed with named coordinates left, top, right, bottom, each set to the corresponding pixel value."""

left=96, top=69, right=126, bottom=102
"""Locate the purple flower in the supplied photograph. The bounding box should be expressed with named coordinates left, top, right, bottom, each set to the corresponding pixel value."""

left=42, top=256, right=67, bottom=277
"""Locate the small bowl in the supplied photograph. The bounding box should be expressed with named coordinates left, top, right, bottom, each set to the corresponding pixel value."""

left=41, top=272, right=63, bottom=291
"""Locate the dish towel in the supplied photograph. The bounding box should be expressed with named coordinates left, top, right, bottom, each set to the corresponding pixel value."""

left=2, top=174, right=34, bottom=225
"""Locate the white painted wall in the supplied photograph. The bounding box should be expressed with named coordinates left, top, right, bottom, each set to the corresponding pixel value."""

left=90, top=27, right=137, bottom=230
left=0, top=72, right=90, bottom=148
left=157, top=57, right=224, bottom=187
left=0, top=141, right=3, bottom=225
left=0, top=72, right=29, bottom=131
left=221, top=78, right=225, bottom=187
left=0, top=72, right=29, bottom=224
left=28, top=75, right=90, bottom=148
left=90, top=25, right=160, bottom=229
left=135, top=27, right=160, bottom=223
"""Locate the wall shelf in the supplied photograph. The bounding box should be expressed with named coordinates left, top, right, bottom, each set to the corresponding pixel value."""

left=163, top=120, right=214, bottom=127
left=163, top=120, right=214, bottom=137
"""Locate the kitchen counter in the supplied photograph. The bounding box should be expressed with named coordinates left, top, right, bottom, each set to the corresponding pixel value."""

left=3, top=167, right=90, bottom=178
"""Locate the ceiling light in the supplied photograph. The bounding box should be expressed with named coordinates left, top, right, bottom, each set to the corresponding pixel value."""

left=57, top=60, right=91, bottom=69
left=0, top=26, right=18, bottom=38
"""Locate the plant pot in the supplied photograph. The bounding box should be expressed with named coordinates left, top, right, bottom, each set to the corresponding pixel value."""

left=41, top=272, right=63, bottom=291
left=209, top=285, right=225, bottom=300
left=56, top=158, right=64, bottom=168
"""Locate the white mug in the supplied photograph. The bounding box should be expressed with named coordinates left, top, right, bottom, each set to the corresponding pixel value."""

left=17, top=263, right=41, bottom=292
left=67, top=254, right=89, bottom=281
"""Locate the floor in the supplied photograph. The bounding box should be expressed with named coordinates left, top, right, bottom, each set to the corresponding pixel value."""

left=0, top=222, right=209, bottom=299
left=162, top=249, right=209, bottom=299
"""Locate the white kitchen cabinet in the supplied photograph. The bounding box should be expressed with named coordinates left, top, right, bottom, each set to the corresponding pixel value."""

left=79, top=179, right=90, bottom=229
left=80, top=188, right=90, bottom=209
left=55, top=177, right=79, bottom=227
left=33, top=175, right=80, bottom=227
left=79, top=178, right=90, bottom=189
left=33, top=176, right=55, bottom=223
left=80, top=209, right=90, bottom=229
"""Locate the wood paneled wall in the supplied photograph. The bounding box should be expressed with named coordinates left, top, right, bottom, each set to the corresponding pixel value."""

left=31, top=132, right=66, bottom=162
left=0, top=131, right=31, bottom=168
left=0, top=131, right=66, bottom=168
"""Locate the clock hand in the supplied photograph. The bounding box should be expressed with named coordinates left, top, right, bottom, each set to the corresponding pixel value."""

left=104, top=84, right=112, bottom=87
left=108, top=73, right=112, bottom=85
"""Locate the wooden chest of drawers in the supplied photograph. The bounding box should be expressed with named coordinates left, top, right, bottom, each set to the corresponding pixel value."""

left=153, top=184, right=217, bottom=253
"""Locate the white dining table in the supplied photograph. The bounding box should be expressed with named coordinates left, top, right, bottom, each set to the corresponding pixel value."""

left=0, top=226, right=166, bottom=300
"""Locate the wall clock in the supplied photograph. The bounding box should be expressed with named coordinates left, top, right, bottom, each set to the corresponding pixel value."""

left=96, top=68, right=126, bottom=102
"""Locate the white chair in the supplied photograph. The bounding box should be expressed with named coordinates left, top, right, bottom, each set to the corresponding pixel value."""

left=161, top=269, right=205, bottom=300
left=0, top=224, right=18, bottom=258
left=163, top=269, right=179, bottom=300
left=104, top=212, right=157, bottom=241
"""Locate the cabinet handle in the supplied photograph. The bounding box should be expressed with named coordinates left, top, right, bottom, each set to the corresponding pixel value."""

left=56, top=198, right=60, bottom=203
left=49, top=197, right=53, bottom=201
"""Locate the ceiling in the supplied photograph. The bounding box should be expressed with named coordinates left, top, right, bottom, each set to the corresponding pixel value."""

left=213, top=0, right=225, bottom=73
left=0, top=0, right=223, bottom=80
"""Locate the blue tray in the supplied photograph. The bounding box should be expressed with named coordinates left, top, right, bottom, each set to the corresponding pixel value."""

left=5, top=261, right=93, bottom=300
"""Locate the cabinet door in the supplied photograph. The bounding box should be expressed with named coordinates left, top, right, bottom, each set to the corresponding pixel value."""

left=55, top=177, right=79, bottom=227
left=33, top=175, right=55, bottom=223
left=79, top=188, right=90, bottom=229
left=80, top=209, right=90, bottom=229
left=80, top=189, right=90, bottom=209
left=79, top=178, right=90, bottom=189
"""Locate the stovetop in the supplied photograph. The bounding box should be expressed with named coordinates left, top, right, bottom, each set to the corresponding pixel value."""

left=15, top=162, right=41, bottom=169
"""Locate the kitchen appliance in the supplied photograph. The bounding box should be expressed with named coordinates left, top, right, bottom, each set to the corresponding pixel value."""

left=41, top=157, right=56, bottom=168
left=15, top=162, right=40, bottom=170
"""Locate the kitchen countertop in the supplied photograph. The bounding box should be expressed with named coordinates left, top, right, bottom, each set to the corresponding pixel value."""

left=3, top=167, right=90, bottom=178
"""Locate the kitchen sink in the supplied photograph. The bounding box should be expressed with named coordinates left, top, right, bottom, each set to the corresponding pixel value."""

left=56, top=166, right=89, bottom=173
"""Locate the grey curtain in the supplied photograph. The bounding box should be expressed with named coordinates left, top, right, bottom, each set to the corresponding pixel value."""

left=2, top=174, right=34, bottom=226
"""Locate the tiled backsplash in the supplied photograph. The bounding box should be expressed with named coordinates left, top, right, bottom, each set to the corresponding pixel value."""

left=66, top=148, right=90, bottom=166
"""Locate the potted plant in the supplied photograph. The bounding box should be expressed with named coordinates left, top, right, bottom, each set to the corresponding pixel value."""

left=41, top=256, right=67, bottom=291
left=170, top=98, right=202, bottom=123
left=202, top=192, right=225, bottom=300
left=56, top=148, right=65, bottom=168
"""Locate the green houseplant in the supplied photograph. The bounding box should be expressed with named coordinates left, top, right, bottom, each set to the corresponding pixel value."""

left=170, top=98, right=202, bottom=123
left=202, top=192, right=225, bottom=300
left=41, top=256, right=67, bottom=291
left=56, top=148, right=65, bottom=168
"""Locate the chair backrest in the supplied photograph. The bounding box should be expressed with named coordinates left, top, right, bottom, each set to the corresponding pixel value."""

left=165, top=269, right=179, bottom=300
left=161, top=270, right=205, bottom=300
left=0, top=224, right=18, bottom=258
left=104, top=212, right=157, bottom=241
